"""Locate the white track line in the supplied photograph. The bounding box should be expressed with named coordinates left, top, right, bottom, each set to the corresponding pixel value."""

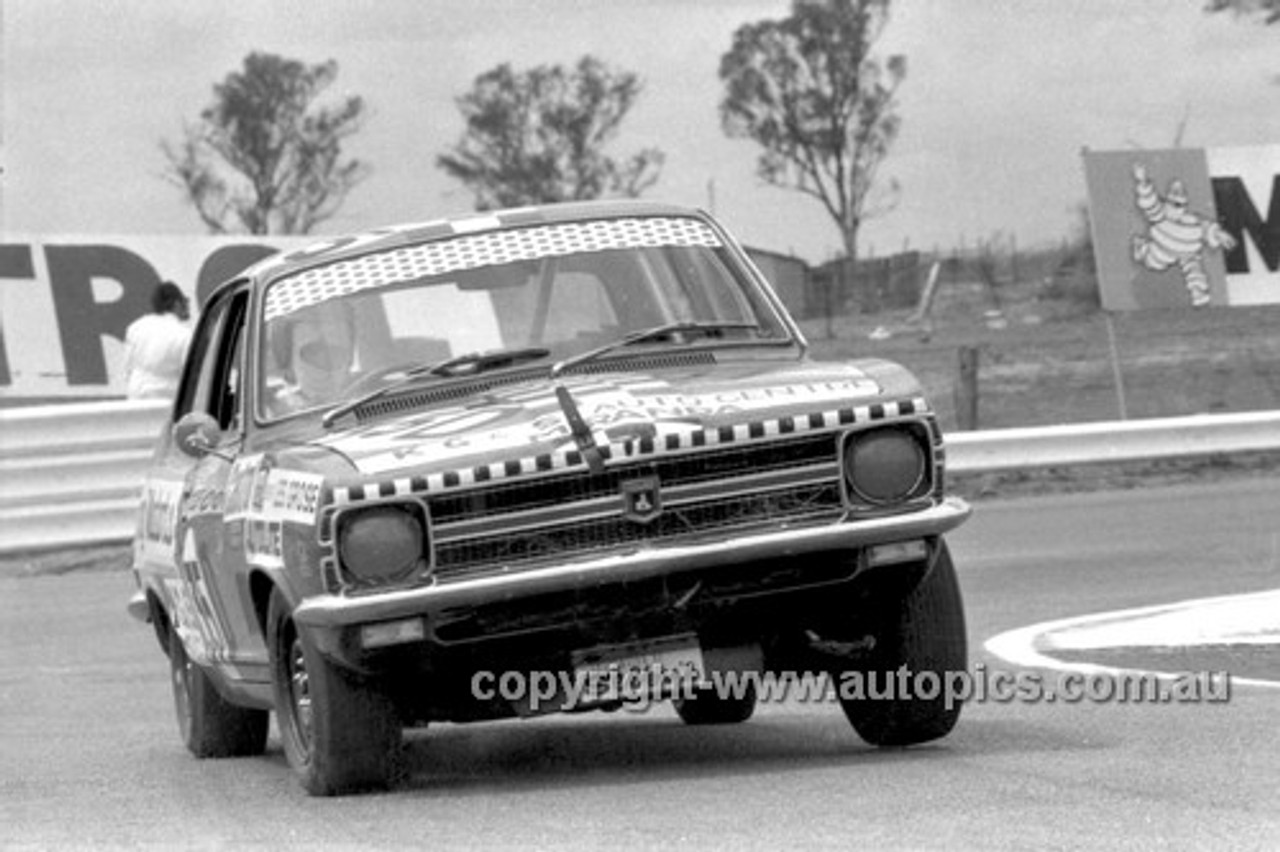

left=984, top=589, right=1280, bottom=689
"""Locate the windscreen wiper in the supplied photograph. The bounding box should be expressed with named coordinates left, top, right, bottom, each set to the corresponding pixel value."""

left=549, top=321, right=760, bottom=379
left=419, top=346, right=551, bottom=379
left=321, top=346, right=550, bottom=428
left=548, top=321, right=757, bottom=473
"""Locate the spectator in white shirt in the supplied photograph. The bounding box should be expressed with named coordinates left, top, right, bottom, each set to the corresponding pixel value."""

left=123, top=281, right=192, bottom=399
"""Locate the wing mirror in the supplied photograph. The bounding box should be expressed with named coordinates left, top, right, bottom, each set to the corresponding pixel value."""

left=173, top=412, right=231, bottom=460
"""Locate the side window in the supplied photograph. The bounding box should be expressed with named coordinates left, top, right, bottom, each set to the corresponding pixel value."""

left=174, top=297, right=230, bottom=421
left=173, top=287, right=248, bottom=435
left=213, top=297, right=248, bottom=431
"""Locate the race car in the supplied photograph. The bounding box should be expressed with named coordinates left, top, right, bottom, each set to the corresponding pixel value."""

left=128, top=201, right=971, bottom=795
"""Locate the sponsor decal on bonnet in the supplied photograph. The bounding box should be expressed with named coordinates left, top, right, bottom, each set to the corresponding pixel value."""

left=342, top=378, right=885, bottom=475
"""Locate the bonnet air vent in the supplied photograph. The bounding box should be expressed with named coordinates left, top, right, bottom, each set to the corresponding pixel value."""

left=560, top=350, right=716, bottom=376
left=354, top=351, right=717, bottom=422
left=357, top=376, right=510, bottom=421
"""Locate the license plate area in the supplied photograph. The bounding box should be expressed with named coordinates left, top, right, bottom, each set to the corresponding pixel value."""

left=570, top=634, right=705, bottom=704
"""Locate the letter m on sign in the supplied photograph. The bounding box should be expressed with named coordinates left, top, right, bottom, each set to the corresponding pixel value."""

left=1211, top=174, right=1280, bottom=274
left=1204, top=144, right=1280, bottom=305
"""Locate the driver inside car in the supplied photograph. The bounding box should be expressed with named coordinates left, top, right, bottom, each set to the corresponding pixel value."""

left=267, top=300, right=357, bottom=416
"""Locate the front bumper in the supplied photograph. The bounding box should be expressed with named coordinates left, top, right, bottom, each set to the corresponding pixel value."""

left=294, top=496, right=971, bottom=632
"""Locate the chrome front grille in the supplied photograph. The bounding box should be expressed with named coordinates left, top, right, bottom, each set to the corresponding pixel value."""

left=428, top=434, right=846, bottom=580
left=428, top=433, right=840, bottom=523
left=433, top=481, right=845, bottom=582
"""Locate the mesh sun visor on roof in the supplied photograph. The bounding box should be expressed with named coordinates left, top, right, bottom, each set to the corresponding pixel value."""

left=264, top=216, right=723, bottom=321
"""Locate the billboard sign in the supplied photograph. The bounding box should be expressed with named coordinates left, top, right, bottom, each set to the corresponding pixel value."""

left=0, top=236, right=310, bottom=399
left=1082, top=145, right=1280, bottom=310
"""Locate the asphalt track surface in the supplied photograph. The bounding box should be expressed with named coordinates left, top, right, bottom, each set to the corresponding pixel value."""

left=2, top=479, right=1277, bottom=850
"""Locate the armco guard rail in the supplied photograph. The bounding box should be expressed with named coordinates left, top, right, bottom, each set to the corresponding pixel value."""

left=2, top=401, right=1279, bottom=555
left=0, top=400, right=168, bottom=555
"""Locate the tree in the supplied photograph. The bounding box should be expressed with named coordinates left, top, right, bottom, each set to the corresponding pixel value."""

left=719, top=0, right=905, bottom=265
left=162, top=52, right=369, bottom=235
left=438, top=56, right=664, bottom=210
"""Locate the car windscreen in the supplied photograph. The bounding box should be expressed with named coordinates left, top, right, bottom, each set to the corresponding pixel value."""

left=257, top=216, right=791, bottom=421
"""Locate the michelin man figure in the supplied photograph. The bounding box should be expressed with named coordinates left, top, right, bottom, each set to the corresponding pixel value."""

left=1131, top=162, right=1237, bottom=306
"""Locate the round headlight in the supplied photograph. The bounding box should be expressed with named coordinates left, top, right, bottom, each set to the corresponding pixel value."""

left=338, top=505, right=425, bottom=587
left=844, top=429, right=926, bottom=505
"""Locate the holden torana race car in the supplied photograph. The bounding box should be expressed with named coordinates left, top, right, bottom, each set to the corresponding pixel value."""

left=128, top=201, right=971, bottom=795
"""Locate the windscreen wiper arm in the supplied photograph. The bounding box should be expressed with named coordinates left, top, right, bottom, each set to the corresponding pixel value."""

left=547, top=322, right=757, bottom=473
left=321, top=346, right=550, bottom=428
left=549, top=321, right=759, bottom=379
left=419, top=346, right=551, bottom=379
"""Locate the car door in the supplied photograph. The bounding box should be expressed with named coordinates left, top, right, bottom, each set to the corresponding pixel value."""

left=166, top=286, right=259, bottom=677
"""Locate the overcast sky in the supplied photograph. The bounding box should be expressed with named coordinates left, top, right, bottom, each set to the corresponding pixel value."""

left=3, top=0, right=1277, bottom=263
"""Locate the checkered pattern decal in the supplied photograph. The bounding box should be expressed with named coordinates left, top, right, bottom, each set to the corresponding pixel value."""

left=265, top=217, right=723, bottom=321
left=327, top=396, right=929, bottom=506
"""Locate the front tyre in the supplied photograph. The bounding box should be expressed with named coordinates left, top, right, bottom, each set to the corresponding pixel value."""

left=267, top=590, right=402, bottom=796
left=169, top=630, right=268, bottom=758
left=839, top=539, right=967, bottom=747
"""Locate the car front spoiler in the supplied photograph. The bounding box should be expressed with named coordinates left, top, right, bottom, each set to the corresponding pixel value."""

left=293, top=497, right=971, bottom=631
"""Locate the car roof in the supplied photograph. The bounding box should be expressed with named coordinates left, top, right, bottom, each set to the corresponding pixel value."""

left=238, top=200, right=714, bottom=291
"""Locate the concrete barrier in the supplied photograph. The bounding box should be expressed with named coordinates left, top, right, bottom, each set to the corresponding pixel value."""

left=2, top=400, right=1278, bottom=555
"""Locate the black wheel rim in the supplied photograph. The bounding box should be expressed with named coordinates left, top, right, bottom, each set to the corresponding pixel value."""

left=171, top=641, right=193, bottom=742
left=286, top=635, right=314, bottom=758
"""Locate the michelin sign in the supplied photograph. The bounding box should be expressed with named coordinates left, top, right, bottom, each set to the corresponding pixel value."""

left=1083, top=145, right=1280, bottom=310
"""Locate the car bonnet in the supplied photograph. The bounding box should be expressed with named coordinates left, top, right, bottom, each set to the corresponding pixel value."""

left=306, top=360, right=926, bottom=481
